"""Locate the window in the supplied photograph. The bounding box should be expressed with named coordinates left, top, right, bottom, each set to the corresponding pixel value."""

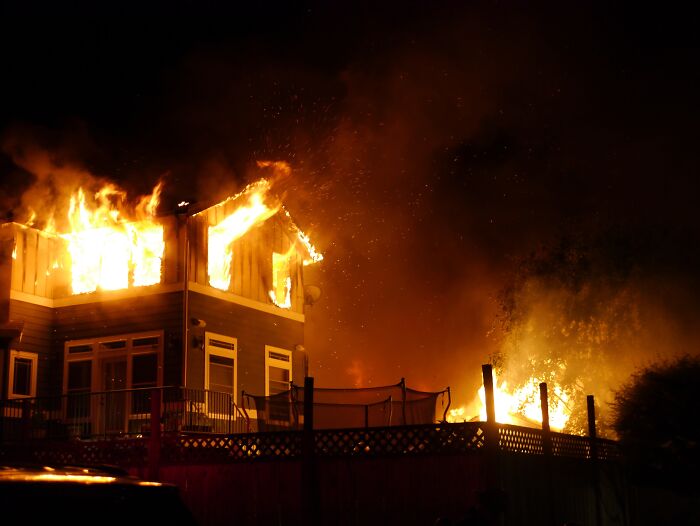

left=8, top=350, right=38, bottom=398
left=66, top=360, right=92, bottom=419
left=63, top=331, right=163, bottom=395
left=132, top=354, right=158, bottom=389
left=67, top=361, right=92, bottom=395
left=269, top=251, right=292, bottom=309
left=204, top=332, right=237, bottom=402
left=265, top=346, right=292, bottom=396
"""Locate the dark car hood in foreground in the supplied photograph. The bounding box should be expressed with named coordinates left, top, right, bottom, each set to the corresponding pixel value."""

left=0, top=464, right=199, bottom=525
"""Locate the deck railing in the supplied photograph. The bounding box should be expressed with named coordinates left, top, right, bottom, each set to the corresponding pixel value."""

left=0, top=386, right=249, bottom=441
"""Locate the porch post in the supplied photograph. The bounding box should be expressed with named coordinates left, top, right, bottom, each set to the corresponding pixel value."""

left=588, top=395, right=603, bottom=526
left=539, top=382, right=552, bottom=456
left=148, top=388, right=162, bottom=481
left=302, top=377, right=319, bottom=526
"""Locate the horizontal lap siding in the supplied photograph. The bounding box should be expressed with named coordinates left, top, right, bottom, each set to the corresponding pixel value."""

left=187, top=291, right=304, bottom=397
left=54, top=292, right=184, bottom=387
left=8, top=300, right=56, bottom=397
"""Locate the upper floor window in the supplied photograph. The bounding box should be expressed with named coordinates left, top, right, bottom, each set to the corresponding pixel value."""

left=269, top=251, right=292, bottom=309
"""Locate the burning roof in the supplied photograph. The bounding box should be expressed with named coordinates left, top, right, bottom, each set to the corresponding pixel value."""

left=3, top=167, right=323, bottom=302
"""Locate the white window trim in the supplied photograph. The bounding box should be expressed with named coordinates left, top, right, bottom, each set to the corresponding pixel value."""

left=62, top=330, right=164, bottom=395
left=265, top=345, right=292, bottom=396
left=8, top=350, right=38, bottom=399
left=204, top=332, right=238, bottom=404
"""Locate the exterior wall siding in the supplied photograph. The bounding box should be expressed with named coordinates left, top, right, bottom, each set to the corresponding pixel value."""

left=187, top=291, right=304, bottom=398
left=8, top=299, right=55, bottom=397
left=188, top=214, right=306, bottom=314
left=54, top=291, right=184, bottom=388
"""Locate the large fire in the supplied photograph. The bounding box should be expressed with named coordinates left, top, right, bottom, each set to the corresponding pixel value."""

left=16, top=161, right=322, bottom=303
left=448, top=372, right=573, bottom=431
left=206, top=179, right=281, bottom=291
left=65, top=183, right=164, bottom=293
left=36, top=182, right=164, bottom=295
left=205, top=171, right=323, bottom=306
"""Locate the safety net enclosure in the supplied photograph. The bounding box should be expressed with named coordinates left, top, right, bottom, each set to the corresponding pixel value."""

left=242, top=379, right=451, bottom=431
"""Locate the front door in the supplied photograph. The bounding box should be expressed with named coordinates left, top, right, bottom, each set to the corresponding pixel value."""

left=100, top=358, right=127, bottom=435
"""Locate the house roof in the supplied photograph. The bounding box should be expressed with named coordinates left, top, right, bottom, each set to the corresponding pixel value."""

left=191, top=178, right=323, bottom=266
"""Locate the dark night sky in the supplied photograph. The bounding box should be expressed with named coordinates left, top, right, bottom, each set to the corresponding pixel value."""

left=1, top=2, right=699, bottom=407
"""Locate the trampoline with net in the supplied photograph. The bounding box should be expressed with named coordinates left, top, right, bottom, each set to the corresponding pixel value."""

left=242, top=379, right=451, bottom=431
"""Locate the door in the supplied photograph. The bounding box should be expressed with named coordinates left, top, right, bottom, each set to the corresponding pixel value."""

left=100, top=358, right=127, bottom=435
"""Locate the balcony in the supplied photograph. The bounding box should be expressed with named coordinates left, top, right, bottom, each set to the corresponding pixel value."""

left=0, top=386, right=249, bottom=442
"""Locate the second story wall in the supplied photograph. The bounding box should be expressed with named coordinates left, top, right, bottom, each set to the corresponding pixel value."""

left=188, top=213, right=306, bottom=315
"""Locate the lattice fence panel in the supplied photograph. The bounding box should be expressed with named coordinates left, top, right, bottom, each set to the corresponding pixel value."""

left=1, top=423, right=621, bottom=466
left=596, top=439, right=621, bottom=461
left=162, top=431, right=303, bottom=463
left=314, top=423, right=486, bottom=458
left=498, top=424, right=544, bottom=455
left=27, top=438, right=149, bottom=466
left=551, top=432, right=591, bottom=458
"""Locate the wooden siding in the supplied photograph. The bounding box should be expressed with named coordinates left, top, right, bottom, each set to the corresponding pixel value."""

left=188, top=213, right=306, bottom=314
left=4, top=218, right=182, bottom=301
left=1, top=236, right=13, bottom=322
left=162, top=214, right=185, bottom=285
left=54, top=292, right=184, bottom=387
left=187, top=291, right=304, bottom=397
left=8, top=299, right=56, bottom=397
left=5, top=224, right=71, bottom=299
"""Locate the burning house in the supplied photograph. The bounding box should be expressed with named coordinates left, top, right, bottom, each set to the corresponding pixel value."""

left=0, top=175, right=323, bottom=435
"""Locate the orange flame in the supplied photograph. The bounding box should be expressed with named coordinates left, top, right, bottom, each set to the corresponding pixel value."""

left=62, top=182, right=164, bottom=294
left=448, top=372, right=572, bottom=431
left=268, top=246, right=295, bottom=309
left=205, top=170, right=324, bottom=294
left=206, top=179, right=281, bottom=291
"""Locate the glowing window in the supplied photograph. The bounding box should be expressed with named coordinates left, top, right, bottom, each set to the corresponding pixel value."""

left=270, top=252, right=292, bottom=309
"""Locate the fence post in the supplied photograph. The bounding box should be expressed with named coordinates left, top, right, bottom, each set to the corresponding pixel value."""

left=539, top=382, right=552, bottom=456
left=148, top=388, right=161, bottom=481
left=587, top=395, right=603, bottom=526
left=481, top=364, right=497, bottom=449
left=481, top=364, right=505, bottom=526
left=400, top=377, right=407, bottom=425
left=302, top=377, right=319, bottom=526
left=587, top=395, right=598, bottom=459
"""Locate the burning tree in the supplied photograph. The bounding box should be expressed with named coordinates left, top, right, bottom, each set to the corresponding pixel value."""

left=488, top=227, right=692, bottom=436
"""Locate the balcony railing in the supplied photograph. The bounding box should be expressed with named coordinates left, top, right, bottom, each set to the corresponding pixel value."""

left=0, top=386, right=249, bottom=441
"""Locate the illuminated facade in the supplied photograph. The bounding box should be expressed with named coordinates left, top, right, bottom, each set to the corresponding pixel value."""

left=0, top=192, right=321, bottom=424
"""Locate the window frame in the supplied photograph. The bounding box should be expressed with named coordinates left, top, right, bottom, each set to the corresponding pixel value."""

left=270, top=251, right=293, bottom=309
left=264, top=345, right=293, bottom=396
left=62, top=330, right=164, bottom=396
left=204, top=332, right=238, bottom=404
left=8, top=350, right=38, bottom=399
